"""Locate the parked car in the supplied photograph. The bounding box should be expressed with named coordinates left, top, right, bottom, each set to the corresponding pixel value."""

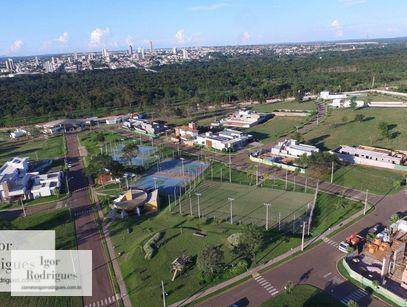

left=368, top=223, right=384, bottom=235
left=338, top=241, right=350, bottom=253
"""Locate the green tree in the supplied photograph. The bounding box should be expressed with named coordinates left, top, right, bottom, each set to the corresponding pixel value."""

left=122, top=142, right=139, bottom=165
left=378, top=121, right=391, bottom=139
left=372, top=280, right=380, bottom=289
left=389, top=213, right=400, bottom=224
left=354, top=114, right=365, bottom=122
left=96, top=133, right=106, bottom=143
left=347, top=300, right=359, bottom=307
left=239, top=224, right=265, bottom=264
left=197, top=245, right=225, bottom=280
left=350, top=96, right=357, bottom=110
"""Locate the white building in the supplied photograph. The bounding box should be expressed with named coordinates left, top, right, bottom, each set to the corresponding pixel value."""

left=0, top=157, right=30, bottom=202
left=271, top=139, right=320, bottom=158
left=195, top=129, right=252, bottom=151
left=175, top=122, right=199, bottom=141
left=218, top=109, right=270, bottom=128
left=331, top=145, right=407, bottom=170
left=329, top=98, right=365, bottom=109
left=320, top=91, right=347, bottom=100
left=30, top=172, right=62, bottom=199
left=10, top=128, right=28, bottom=139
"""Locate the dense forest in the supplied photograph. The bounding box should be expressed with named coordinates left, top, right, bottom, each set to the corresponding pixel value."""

left=0, top=45, right=406, bottom=126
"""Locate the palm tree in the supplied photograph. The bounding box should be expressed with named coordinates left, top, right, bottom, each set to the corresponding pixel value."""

left=284, top=280, right=294, bottom=294
left=389, top=214, right=400, bottom=224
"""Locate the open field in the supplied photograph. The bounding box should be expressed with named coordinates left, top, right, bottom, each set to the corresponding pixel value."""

left=304, top=107, right=407, bottom=151
left=332, top=164, right=405, bottom=195
left=260, top=284, right=341, bottom=307
left=247, top=116, right=308, bottom=144
left=0, top=135, right=65, bottom=164
left=177, top=181, right=312, bottom=227
left=79, top=130, right=133, bottom=158
left=366, top=92, right=406, bottom=102
left=0, top=208, right=81, bottom=307
left=251, top=100, right=317, bottom=112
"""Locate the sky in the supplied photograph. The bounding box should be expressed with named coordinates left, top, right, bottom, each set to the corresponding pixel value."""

left=1, top=0, right=407, bottom=56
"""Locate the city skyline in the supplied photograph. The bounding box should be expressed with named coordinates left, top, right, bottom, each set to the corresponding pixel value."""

left=1, top=0, right=407, bottom=57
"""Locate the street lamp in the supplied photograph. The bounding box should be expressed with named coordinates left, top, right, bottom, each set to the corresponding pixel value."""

left=180, top=157, right=185, bottom=176
left=195, top=193, right=202, bottom=219
left=264, top=203, right=271, bottom=230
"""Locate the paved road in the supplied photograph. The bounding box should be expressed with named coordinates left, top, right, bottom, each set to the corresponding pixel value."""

left=197, top=189, right=405, bottom=307
left=65, top=133, right=118, bottom=307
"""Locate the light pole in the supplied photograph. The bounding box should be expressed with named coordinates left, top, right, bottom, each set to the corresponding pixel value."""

left=330, top=161, right=334, bottom=184
left=364, top=189, right=369, bottom=215
left=301, top=221, right=306, bottom=251
left=180, top=157, right=185, bottom=177
left=196, top=193, right=202, bottom=219
left=264, top=203, right=271, bottom=230
left=228, top=149, right=232, bottom=183
left=161, top=280, right=167, bottom=307
left=228, top=197, right=234, bottom=224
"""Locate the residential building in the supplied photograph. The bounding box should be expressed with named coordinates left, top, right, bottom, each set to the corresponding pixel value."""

left=175, top=122, right=199, bottom=141
left=218, top=109, right=270, bottom=128
left=319, top=91, right=347, bottom=100
left=0, top=157, right=30, bottom=202
left=10, top=128, right=28, bottom=139
left=271, top=139, right=320, bottom=158
left=126, top=119, right=168, bottom=137
left=331, top=145, right=407, bottom=171
left=195, top=129, right=252, bottom=151
left=329, top=98, right=365, bottom=109
left=30, top=172, right=62, bottom=198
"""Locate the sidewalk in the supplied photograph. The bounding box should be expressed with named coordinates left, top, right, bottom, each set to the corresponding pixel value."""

left=170, top=201, right=370, bottom=306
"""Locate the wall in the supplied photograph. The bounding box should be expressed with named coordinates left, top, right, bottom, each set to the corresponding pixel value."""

left=250, top=155, right=305, bottom=174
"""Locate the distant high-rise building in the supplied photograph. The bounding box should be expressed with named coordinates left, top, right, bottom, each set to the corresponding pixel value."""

left=5, top=58, right=15, bottom=72
left=74, top=53, right=78, bottom=61
left=182, top=49, right=188, bottom=60
left=35, top=57, right=39, bottom=66
left=68, top=57, right=72, bottom=64
left=102, top=48, right=110, bottom=62
left=149, top=40, right=153, bottom=53
left=141, top=47, right=145, bottom=59
left=172, top=47, right=177, bottom=55
left=128, top=44, right=133, bottom=56
left=44, top=61, right=55, bottom=73
left=51, top=56, right=56, bottom=65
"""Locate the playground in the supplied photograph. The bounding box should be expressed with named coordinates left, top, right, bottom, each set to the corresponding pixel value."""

left=175, top=181, right=314, bottom=231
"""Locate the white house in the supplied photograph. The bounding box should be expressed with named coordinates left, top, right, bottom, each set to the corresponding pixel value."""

left=175, top=122, right=199, bottom=140
left=30, top=172, right=62, bottom=199
left=218, top=109, right=270, bottom=128
left=331, top=145, right=407, bottom=170
left=10, top=128, right=28, bottom=139
left=195, top=129, right=252, bottom=151
left=329, top=98, right=365, bottom=109
left=271, top=139, right=320, bottom=158
left=320, top=91, right=347, bottom=100
left=0, top=157, right=31, bottom=202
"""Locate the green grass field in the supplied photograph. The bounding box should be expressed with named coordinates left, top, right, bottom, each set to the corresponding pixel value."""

left=247, top=116, right=308, bottom=144
left=260, top=284, right=341, bottom=307
left=177, top=181, right=313, bottom=227
left=251, top=100, right=317, bottom=112
left=304, top=107, right=407, bottom=151
left=332, top=164, right=405, bottom=195
left=0, top=208, right=81, bottom=307
left=0, top=135, right=65, bottom=164
left=79, top=130, right=133, bottom=158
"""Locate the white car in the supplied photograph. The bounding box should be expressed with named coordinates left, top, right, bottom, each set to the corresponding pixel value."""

left=338, top=241, right=350, bottom=253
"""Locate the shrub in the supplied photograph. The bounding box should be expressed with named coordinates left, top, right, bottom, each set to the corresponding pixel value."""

left=227, top=233, right=243, bottom=248
left=143, top=231, right=164, bottom=260
left=222, top=259, right=248, bottom=279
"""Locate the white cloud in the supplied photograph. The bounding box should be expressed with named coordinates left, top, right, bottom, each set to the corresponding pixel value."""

left=175, top=29, right=186, bottom=43
left=9, top=39, right=23, bottom=52
left=240, top=31, right=251, bottom=42
left=89, top=27, right=110, bottom=47
left=56, top=32, right=69, bottom=44
left=338, top=0, right=367, bottom=7
left=331, top=20, right=344, bottom=37
left=190, top=1, right=228, bottom=11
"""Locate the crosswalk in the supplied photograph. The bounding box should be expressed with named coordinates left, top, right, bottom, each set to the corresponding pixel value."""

left=340, top=288, right=369, bottom=305
left=253, top=274, right=279, bottom=297
left=74, top=208, right=94, bottom=217
left=84, top=293, right=120, bottom=307
left=322, top=236, right=339, bottom=248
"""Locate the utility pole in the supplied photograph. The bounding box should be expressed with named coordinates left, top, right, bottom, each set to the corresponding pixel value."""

left=180, top=158, right=185, bottom=176
left=228, top=197, right=234, bottom=224
left=220, top=167, right=223, bottom=183
left=228, top=149, right=232, bottom=183
left=189, top=195, right=193, bottom=217
left=305, top=177, right=308, bottom=193
left=293, top=176, right=296, bottom=191
left=161, top=280, right=167, bottom=307
left=364, top=189, right=369, bottom=215
left=264, top=203, right=271, bottom=230
left=168, top=195, right=172, bottom=213
left=196, top=193, right=202, bottom=219
left=292, top=213, right=296, bottom=234
left=20, top=199, right=26, bottom=217
left=256, top=163, right=259, bottom=186
left=301, top=221, right=306, bottom=251
left=330, top=161, right=334, bottom=184
left=278, top=212, right=281, bottom=231
left=308, top=181, right=319, bottom=235
left=285, top=169, right=288, bottom=190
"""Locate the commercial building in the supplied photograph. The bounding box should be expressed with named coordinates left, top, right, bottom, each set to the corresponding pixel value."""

left=124, top=118, right=169, bottom=138
left=319, top=91, right=347, bottom=100
left=195, top=129, right=252, bottom=151
left=175, top=122, right=199, bottom=141
left=217, top=109, right=270, bottom=128
left=271, top=139, right=320, bottom=158
left=331, top=145, right=407, bottom=171
left=10, top=128, right=28, bottom=139
left=112, top=188, right=158, bottom=215
left=329, top=98, right=365, bottom=109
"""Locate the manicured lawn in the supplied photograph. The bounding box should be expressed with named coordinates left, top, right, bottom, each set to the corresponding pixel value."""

left=178, top=181, right=313, bottom=227
left=247, top=116, right=308, bottom=144
left=333, top=164, right=404, bottom=195
left=303, top=107, right=407, bottom=151
left=366, top=92, right=406, bottom=102
left=0, top=208, right=81, bottom=306
left=251, top=100, right=317, bottom=112
left=0, top=135, right=65, bottom=164
left=260, top=284, right=341, bottom=307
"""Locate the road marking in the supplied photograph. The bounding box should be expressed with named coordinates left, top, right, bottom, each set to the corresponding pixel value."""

left=323, top=272, right=332, bottom=278
left=340, top=288, right=368, bottom=304
left=253, top=274, right=279, bottom=297
left=322, top=237, right=339, bottom=248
